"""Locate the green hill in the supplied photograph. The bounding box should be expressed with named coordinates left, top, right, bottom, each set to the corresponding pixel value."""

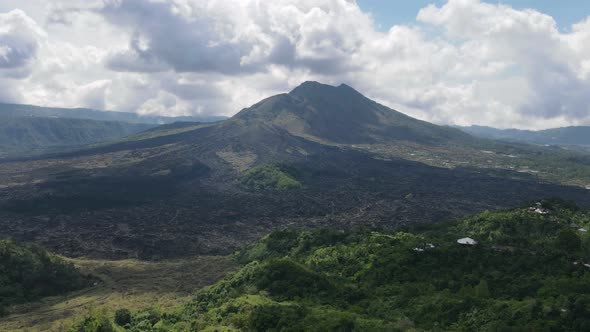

left=72, top=199, right=590, bottom=331
left=240, top=164, right=302, bottom=190
left=0, top=239, right=90, bottom=316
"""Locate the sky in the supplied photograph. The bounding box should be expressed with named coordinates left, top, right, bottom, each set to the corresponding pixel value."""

left=357, top=1, right=590, bottom=31
left=0, top=1, right=590, bottom=129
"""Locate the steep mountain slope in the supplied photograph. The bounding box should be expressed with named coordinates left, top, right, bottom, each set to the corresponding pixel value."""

left=0, top=117, right=153, bottom=156
left=0, top=82, right=590, bottom=259
left=235, top=81, right=468, bottom=144
left=462, top=125, right=590, bottom=146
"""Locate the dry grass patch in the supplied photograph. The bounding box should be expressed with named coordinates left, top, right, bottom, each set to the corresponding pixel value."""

left=0, top=256, right=236, bottom=332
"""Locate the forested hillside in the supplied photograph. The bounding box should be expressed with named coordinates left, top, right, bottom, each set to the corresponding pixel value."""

left=0, top=239, right=90, bottom=316
left=0, top=117, right=153, bottom=156
left=0, top=103, right=226, bottom=124
left=71, top=199, right=590, bottom=331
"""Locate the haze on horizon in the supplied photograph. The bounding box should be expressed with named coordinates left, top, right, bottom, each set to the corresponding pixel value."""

left=1, top=0, right=590, bottom=130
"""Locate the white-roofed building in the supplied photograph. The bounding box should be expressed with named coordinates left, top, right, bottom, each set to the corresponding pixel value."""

left=457, top=237, right=478, bottom=245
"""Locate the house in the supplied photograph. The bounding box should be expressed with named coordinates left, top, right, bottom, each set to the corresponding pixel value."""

left=579, top=228, right=588, bottom=233
left=413, top=243, right=436, bottom=252
left=528, top=206, right=549, bottom=215
left=457, top=237, right=478, bottom=245
left=534, top=208, right=550, bottom=215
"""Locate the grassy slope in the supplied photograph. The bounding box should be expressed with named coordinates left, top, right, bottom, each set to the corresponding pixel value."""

left=240, top=164, right=302, bottom=190
left=89, top=199, right=590, bottom=331
left=0, top=256, right=236, bottom=332
left=0, top=240, right=90, bottom=316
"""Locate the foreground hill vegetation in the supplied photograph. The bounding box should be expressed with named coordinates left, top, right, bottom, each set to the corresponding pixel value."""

left=71, top=199, right=590, bottom=331
left=0, top=239, right=90, bottom=316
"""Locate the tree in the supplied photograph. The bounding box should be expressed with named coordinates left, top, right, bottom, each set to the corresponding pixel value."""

left=556, top=230, right=581, bottom=252
left=114, top=308, right=131, bottom=326
left=475, top=280, right=491, bottom=299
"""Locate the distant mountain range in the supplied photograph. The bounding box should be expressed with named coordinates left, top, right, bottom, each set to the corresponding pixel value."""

left=461, top=125, right=590, bottom=147
left=0, top=103, right=226, bottom=156
left=0, top=103, right=227, bottom=124
left=0, top=117, right=153, bottom=156
left=2, top=81, right=589, bottom=259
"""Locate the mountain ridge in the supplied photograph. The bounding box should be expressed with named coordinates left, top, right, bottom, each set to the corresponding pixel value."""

left=234, top=81, right=469, bottom=145
left=0, top=117, right=154, bottom=157
left=461, top=125, right=590, bottom=147
left=0, top=102, right=227, bottom=124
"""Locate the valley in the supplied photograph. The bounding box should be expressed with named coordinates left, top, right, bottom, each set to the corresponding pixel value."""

left=0, top=256, right=236, bottom=332
left=1, top=82, right=590, bottom=331
left=3, top=1, right=590, bottom=330
left=1, top=82, right=590, bottom=259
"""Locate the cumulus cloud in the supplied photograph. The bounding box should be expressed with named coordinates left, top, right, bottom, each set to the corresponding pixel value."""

left=1, top=0, right=590, bottom=129
left=416, top=0, right=590, bottom=124
left=99, top=0, right=370, bottom=75
left=0, top=9, right=45, bottom=74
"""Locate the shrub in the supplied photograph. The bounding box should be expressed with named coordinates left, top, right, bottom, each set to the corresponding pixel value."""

left=114, top=308, right=131, bottom=326
left=240, top=164, right=302, bottom=190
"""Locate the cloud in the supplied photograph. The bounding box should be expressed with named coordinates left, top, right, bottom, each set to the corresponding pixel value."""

left=100, top=0, right=253, bottom=74
left=99, top=0, right=370, bottom=75
left=0, top=9, right=45, bottom=74
left=415, top=0, right=590, bottom=126
left=1, top=0, right=590, bottom=129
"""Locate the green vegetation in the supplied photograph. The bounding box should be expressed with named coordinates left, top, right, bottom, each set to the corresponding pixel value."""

left=0, top=117, right=153, bottom=156
left=240, top=164, right=302, bottom=190
left=0, top=239, right=90, bottom=316
left=0, top=256, right=235, bottom=331
left=357, top=138, right=590, bottom=187
left=72, top=199, right=590, bottom=331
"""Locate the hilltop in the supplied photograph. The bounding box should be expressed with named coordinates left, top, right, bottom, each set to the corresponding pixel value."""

left=234, top=81, right=468, bottom=144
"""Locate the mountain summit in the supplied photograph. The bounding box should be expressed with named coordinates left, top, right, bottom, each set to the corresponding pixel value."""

left=234, top=81, right=467, bottom=144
